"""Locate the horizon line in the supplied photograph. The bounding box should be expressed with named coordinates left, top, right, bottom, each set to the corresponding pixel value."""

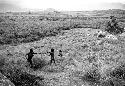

left=1, top=8, right=125, bottom=13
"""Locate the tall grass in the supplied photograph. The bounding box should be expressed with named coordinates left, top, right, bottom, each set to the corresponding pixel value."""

left=0, top=15, right=112, bottom=45
left=0, top=57, right=45, bottom=86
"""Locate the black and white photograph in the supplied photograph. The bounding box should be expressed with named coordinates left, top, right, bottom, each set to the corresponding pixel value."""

left=0, top=0, right=125, bottom=86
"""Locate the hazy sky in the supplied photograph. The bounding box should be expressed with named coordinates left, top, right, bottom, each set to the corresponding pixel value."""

left=0, top=0, right=125, bottom=11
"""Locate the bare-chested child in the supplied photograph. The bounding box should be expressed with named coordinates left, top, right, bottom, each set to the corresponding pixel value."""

left=49, top=48, right=55, bottom=64
left=25, top=49, right=38, bottom=67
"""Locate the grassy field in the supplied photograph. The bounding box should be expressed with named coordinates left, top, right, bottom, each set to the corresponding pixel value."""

left=0, top=9, right=125, bottom=45
left=0, top=9, right=125, bottom=86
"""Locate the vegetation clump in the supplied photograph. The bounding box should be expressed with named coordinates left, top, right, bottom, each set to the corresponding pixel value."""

left=106, top=16, right=124, bottom=35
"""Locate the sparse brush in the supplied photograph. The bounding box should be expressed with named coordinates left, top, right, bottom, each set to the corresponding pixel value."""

left=110, top=63, right=125, bottom=80
left=1, top=62, right=44, bottom=86
left=99, top=63, right=125, bottom=86
left=80, top=69, right=101, bottom=84
left=100, top=77, right=125, bottom=86
left=100, top=79, right=114, bottom=86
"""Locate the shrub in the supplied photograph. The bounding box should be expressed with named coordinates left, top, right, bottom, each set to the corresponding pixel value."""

left=1, top=63, right=44, bottom=86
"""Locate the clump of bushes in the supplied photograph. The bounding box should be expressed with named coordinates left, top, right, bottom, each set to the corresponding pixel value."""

left=0, top=61, right=44, bottom=86
left=105, top=16, right=124, bottom=35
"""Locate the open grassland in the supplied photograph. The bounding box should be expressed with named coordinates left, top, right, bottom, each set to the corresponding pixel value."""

left=0, top=10, right=125, bottom=45
left=1, top=10, right=125, bottom=86
left=1, top=27, right=125, bottom=86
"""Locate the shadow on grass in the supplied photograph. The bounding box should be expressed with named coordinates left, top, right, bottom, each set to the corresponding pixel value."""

left=31, top=58, right=48, bottom=71
left=0, top=59, right=45, bottom=86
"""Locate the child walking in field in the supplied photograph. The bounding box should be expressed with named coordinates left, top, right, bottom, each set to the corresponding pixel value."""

left=49, top=48, right=56, bottom=64
left=58, top=50, right=63, bottom=57
left=25, top=49, right=37, bottom=67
